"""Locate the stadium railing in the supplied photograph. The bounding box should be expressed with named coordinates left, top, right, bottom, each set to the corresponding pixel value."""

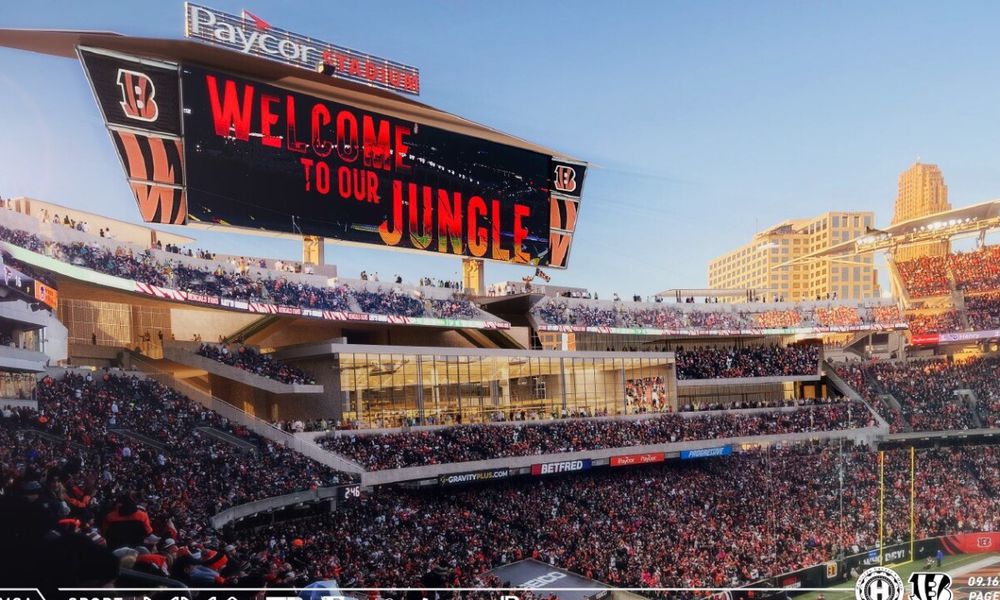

left=821, top=360, right=891, bottom=430
left=126, top=353, right=366, bottom=475
left=161, top=341, right=324, bottom=394
left=357, top=423, right=886, bottom=486
left=208, top=486, right=342, bottom=529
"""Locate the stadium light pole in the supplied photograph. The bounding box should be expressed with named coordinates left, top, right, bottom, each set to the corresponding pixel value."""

left=910, top=446, right=916, bottom=561
left=878, top=450, right=885, bottom=566
left=838, top=438, right=844, bottom=553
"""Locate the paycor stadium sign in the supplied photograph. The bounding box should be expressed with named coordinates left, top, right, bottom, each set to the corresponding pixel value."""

left=185, top=3, right=421, bottom=95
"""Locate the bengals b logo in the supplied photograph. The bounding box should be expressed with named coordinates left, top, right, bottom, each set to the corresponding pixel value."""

left=117, top=68, right=158, bottom=122
left=553, top=165, right=577, bottom=193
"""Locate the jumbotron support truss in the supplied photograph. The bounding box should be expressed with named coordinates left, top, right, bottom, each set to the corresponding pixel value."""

left=779, top=200, right=1000, bottom=270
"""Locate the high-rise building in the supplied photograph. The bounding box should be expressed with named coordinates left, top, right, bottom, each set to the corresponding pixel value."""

left=708, top=212, right=878, bottom=301
left=891, top=162, right=951, bottom=262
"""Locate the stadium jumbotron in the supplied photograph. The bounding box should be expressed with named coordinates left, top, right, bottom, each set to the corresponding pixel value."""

left=3, top=4, right=1000, bottom=600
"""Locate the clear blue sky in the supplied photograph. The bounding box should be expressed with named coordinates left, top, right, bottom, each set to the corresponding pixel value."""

left=3, top=1, right=1000, bottom=297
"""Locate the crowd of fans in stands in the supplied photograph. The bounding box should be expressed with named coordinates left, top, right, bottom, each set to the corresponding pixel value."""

left=0, top=370, right=357, bottom=589
left=907, top=310, right=963, bottom=334
left=9, top=436, right=993, bottom=590
left=196, top=344, right=316, bottom=385
left=319, top=398, right=870, bottom=470
left=2, top=248, right=58, bottom=289
left=675, top=344, right=820, bottom=380
left=896, top=244, right=1000, bottom=298
left=228, top=444, right=1000, bottom=590
left=430, top=297, right=482, bottom=319
left=966, top=293, right=1000, bottom=330
left=838, top=356, right=1000, bottom=432
left=889, top=246, right=1000, bottom=333
left=895, top=255, right=951, bottom=297
left=532, top=296, right=902, bottom=332
left=951, top=245, right=1000, bottom=292
left=0, top=224, right=486, bottom=321
left=4, top=366, right=999, bottom=592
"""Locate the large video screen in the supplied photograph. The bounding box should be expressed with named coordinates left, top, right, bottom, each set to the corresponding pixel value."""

left=180, top=64, right=554, bottom=265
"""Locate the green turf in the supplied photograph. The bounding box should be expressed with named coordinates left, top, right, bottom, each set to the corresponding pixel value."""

left=800, top=552, right=996, bottom=600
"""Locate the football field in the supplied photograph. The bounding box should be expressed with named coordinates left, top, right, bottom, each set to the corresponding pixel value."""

left=800, top=553, right=1000, bottom=600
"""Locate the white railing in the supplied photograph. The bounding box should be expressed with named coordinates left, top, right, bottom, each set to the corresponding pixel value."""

left=209, top=486, right=340, bottom=529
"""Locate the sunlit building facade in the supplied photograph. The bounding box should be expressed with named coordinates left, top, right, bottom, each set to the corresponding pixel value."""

left=708, top=212, right=877, bottom=301
left=891, top=162, right=951, bottom=262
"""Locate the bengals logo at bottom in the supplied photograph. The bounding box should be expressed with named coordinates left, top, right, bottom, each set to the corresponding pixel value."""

left=856, top=566, right=905, bottom=600
left=909, top=572, right=954, bottom=600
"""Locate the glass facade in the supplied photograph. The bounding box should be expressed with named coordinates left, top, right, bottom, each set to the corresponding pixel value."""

left=334, top=351, right=674, bottom=428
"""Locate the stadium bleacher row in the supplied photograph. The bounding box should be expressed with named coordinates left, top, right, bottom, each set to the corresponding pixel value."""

left=891, top=245, right=1000, bottom=334
left=318, top=398, right=871, bottom=470
left=6, top=420, right=998, bottom=590
left=0, top=222, right=492, bottom=324
left=837, top=356, right=1000, bottom=432
left=530, top=295, right=903, bottom=333
left=675, top=344, right=819, bottom=380
left=196, top=344, right=316, bottom=385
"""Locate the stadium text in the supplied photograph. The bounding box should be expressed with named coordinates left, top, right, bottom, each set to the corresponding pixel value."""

left=204, top=74, right=535, bottom=263
left=186, top=3, right=420, bottom=94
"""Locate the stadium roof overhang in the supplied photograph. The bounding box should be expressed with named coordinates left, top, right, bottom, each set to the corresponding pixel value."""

left=0, top=28, right=577, bottom=160
left=779, top=200, right=1000, bottom=268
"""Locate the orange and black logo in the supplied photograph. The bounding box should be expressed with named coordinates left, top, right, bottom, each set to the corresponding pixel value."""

left=117, top=68, right=159, bottom=122
left=553, top=164, right=577, bottom=193
left=111, top=130, right=186, bottom=224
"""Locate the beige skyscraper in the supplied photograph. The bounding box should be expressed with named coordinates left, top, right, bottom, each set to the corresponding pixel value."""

left=891, top=162, right=951, bottom=262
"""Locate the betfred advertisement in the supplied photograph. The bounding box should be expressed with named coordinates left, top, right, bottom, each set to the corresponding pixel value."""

left=531, top=459, right=592, bottom=476
left=610, top=452, right=665, bottom=467
left=180, top=64, right=576, bottom=266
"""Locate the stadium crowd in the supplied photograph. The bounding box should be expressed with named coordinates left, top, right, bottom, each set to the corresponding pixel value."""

left=838, top=356, right=1000, bottom=431
left=951, top=244, right=1000, bottom=292
left=227, top=444, right=1000, bottom=590
left=532, top=296, right=901, bottom=333
left=895, top=255, right=951, bottom=297
left=196, top=344, right=316, bottom=385
left=895, top=244, right=1000, bottom=298
left=2, top=248, right=58, bottom=288
left=674, top=344, right=820, bottom=380
left=0, top=370, right=359, bottom=588
left=3, top=369, right=999, bottom=592
left=966, top=293, right=1000, bottom=330
left=906, top=310, right=963, bottom=334
left=319, top=398, right=871, bottom=470
left=0, top=224, right=487, bottom=321
left=9, top=440, right=993, bottom=591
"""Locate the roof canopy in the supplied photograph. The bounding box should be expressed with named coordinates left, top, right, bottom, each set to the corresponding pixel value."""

left=781, top=199, right=1000, bottom=266
left=0, top=28, right=577, bottom=160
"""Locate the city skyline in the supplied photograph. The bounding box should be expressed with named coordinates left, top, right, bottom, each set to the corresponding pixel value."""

left=4, top=1, right=1000, bottom=297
